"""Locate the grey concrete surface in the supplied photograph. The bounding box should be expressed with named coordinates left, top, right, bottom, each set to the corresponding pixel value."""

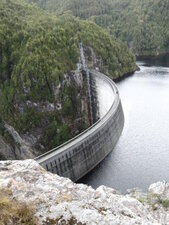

left=35, top=70, right=124, bottom=181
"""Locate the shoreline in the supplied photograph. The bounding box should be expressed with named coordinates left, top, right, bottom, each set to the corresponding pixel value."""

left=114, top=68, right=139, bottom=83
left=136, top=51, right=169, bottom=58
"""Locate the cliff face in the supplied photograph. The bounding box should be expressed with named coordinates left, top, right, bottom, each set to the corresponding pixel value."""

left=0, top=42, right=113, bottom=160
left=0, top=160, right=168, bottom=225
left=0, top=65, right=88, bottom=160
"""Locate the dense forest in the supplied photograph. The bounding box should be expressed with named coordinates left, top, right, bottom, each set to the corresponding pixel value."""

left=27, top=0, right=169, bottom=56
left=0, top=0, right=136, bottom=158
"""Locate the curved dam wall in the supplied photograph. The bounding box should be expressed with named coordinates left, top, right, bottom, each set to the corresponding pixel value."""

left=35, top=70, right=124, bottom=181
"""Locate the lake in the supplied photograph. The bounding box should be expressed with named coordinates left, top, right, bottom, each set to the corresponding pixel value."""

left=80, top=54, right=169, bottom=193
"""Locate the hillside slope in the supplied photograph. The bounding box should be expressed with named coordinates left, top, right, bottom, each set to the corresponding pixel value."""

left=0, top=0, right=136, bottom=159
left=27, top=0, right=169, bottom=56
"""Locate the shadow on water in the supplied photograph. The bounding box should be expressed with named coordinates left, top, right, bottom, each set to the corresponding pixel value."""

left=137, top=54, right=169, bottom=67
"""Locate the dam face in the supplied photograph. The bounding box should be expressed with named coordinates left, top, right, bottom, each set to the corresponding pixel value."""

left=35, top=70, right=124, bottom=181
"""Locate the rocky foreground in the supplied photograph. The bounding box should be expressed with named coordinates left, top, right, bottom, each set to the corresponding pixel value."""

left=0, top=160, right=169, bottom=225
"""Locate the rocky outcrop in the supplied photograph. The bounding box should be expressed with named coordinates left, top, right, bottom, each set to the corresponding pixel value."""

left=0, top=123, right=37, bottom=160
left=0, top=135, right=15, bottom=160
left=82, top=45, right=104, bottom=71
left=0, top=160, right=168, bottom=225
left=4, top=123, right=34, bottom=159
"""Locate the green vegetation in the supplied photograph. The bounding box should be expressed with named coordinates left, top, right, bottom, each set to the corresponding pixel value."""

left=42, top=122, right=69, bottom=150
left=27, top=0, right=169, bottom=56
left=137, top=197, right=144, bottom=205
left=147, top=193, right=169, bottom=211
left=26, top=0, right=114, bottom=18
left=0, top=189, right=38, bottom=224
left=161, top=198, right=169, bottom=209
left=0, top=0, right=136, bottom=153
left=91, top=0, right=169, bottom=56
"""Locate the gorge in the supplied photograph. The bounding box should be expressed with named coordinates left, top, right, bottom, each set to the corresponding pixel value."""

left=0, top=0, right=136, bottom=160
left=1, top=0, right=169, bottom=224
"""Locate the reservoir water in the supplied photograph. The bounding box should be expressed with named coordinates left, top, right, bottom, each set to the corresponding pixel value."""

left=80, top=55, right=169, bottom=193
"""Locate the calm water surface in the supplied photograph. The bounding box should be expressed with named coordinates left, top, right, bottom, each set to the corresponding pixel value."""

left=80, top=56, right=169, bottom=193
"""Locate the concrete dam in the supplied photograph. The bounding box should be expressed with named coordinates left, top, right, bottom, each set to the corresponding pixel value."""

left=35, top=68, right=124, bottom=181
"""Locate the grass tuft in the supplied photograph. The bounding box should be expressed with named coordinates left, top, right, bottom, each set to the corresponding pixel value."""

left=0, top=189, right=39, bottom=225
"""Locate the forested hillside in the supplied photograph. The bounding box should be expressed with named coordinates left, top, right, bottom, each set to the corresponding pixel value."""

left=27, top=0, right=169, bottom=56
left=0, top=0, right=136, bottom=159
left=26, top=0, right=115, bottom=17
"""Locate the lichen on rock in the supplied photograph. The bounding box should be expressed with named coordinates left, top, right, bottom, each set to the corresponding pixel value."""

left=0, top=160, right=168, bottom=224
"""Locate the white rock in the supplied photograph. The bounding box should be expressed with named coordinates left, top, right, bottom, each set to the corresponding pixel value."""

left=149, top=181, right=169, bottom=195
left=0, top=160, right=168, bottom=225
